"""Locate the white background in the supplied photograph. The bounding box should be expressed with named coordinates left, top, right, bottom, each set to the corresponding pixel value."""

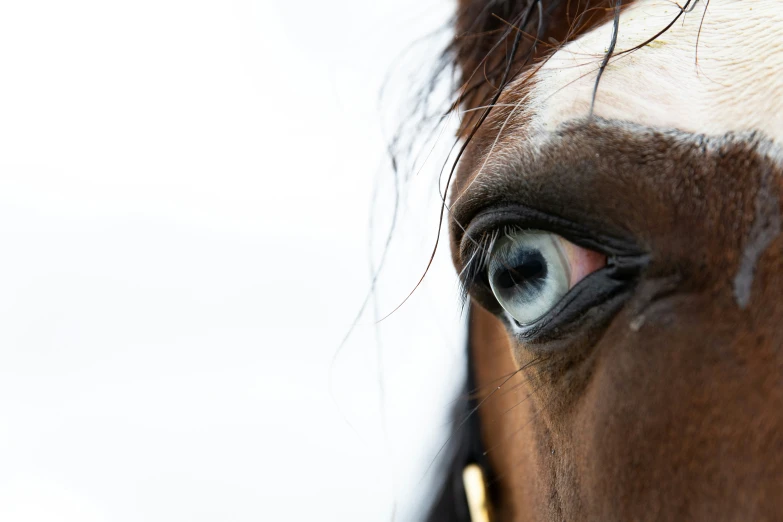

left=0, top=1, right=465, bottom=521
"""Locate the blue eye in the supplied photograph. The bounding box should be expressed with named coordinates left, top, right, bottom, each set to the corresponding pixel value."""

left=488, top=230, right=571, bottom=325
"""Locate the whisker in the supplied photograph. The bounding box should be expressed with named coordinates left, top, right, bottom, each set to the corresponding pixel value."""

left=453, top=358, right=538, bottom=405
left=482, top=394, right=554, bottom=489
left=421, top=355, right=544, bottom=482
left=483, top=393, right=548, bottom=459
left=497, top=381, right=543, bottom=418
left=420, top=366, right=526, bottom=481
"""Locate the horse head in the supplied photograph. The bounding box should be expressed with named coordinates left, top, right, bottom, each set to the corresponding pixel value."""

left=431, top=1, right=783, bottom=520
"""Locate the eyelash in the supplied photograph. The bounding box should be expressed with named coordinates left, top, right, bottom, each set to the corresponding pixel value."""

left=457, top=225, right=518, bottom=306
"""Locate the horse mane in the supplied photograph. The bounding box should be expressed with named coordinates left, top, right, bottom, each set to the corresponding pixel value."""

left=445, top=0, right=616, bottom=135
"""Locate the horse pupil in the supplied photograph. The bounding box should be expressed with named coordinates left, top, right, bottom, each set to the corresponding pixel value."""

left=496, top=251, right=547, bottom=290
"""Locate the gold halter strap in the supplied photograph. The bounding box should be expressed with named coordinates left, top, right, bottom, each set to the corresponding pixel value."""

left=462, top=463, right=491, bottom=522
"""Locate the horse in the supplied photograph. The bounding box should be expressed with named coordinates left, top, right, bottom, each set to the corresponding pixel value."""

left=422, top=1, right=783, bottom=520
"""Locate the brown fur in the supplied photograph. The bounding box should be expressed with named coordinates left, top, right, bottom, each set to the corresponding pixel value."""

left=444, top=2, right=783, bottom=520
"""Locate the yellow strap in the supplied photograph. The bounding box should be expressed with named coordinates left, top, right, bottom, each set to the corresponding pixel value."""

left=462, top=463, right=491, bottom=522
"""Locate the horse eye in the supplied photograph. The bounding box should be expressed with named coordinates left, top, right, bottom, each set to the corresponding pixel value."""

left=487, top=230, right=606, bottom=326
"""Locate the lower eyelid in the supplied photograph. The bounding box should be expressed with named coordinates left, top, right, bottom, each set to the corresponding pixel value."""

left=559, top=238, right=608, bottom=288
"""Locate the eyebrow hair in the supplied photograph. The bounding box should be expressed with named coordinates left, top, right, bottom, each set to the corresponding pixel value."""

left=449, top=117, right=782, bottom=250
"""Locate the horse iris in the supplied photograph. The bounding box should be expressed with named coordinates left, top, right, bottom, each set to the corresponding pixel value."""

left=488, top=231, right=571, bottom=326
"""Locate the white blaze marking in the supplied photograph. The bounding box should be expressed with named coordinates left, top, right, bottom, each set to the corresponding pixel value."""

left=527, top=0, right=783, bottom=144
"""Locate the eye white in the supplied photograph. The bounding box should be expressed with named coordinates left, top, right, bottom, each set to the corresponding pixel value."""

left=487, top=230, right=571, bottom=326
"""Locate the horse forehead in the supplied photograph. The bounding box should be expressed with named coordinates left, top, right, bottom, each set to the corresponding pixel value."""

left=521, top=0, right=783, bottom=145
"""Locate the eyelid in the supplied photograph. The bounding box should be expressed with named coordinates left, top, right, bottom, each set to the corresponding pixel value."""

left=457, top=204, right=643, bottom=262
